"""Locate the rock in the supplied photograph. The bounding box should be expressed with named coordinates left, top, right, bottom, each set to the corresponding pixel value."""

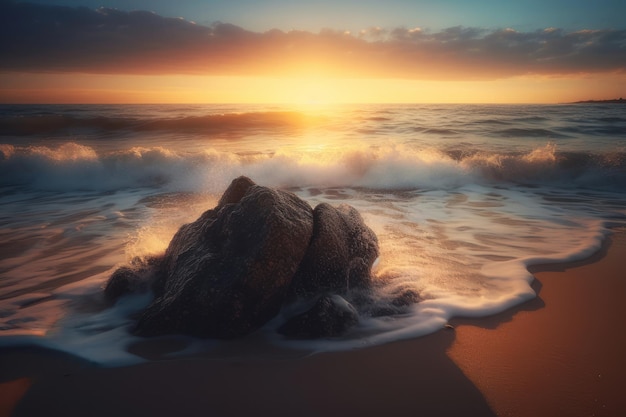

left=391, top=289, right=422, bottom=307
left=278, top=294, right=359, bottom=338
left=104, top=176, right=381, bottom=340
left=134, top=176, right=314, bottom=338
left=104, top=257, right=160, bottom=303
left=104, top=267, right=142, bottom=302
left=216, top=175, right=255, bottom=206
left=356, top=288, right=423, bottom=318
left=288, top=203, right=379, bottom=299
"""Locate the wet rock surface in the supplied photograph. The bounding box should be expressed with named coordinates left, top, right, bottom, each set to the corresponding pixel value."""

left=105, top=176, right=380, bottom=339
left=277, top=294, right=359, bottom=339
left=288, top=202, right=379, bottom=299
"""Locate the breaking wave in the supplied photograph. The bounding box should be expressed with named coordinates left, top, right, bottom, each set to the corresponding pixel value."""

left=0, top=111, right=311, bottom=136
left=1, top=142, right=624, bottom=192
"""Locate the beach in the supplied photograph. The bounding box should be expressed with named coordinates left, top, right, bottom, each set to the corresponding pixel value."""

left=2, top=229, right=624, bottom=417
left=448, top=228, right=626, bottom=417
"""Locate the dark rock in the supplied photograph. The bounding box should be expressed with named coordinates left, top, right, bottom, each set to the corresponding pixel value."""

left=391, top=289, right=422, bottom=307
left=104, top=267, right=142, bottom=302
left=288, top=203, right=378, bottom=299
left=278, top=294, right=359, bottom=338
left=359, top=288, right=423, bottom=317
left=216, top=175, right=255, bottom=206
left=104, top=176, right=381, bottom=340
left=134, top=176, right=314, bottom=338
left=104, top=257, right=160, bottom=303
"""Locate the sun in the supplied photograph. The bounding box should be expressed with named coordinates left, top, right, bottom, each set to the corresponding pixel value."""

left=280, top=76, right=348, bottom=106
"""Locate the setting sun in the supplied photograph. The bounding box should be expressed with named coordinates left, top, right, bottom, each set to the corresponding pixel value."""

left=3, top=72, right=623, bottom=104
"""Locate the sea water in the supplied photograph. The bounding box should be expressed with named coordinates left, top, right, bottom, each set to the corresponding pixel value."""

left=1, top=103, right=625, bottom=365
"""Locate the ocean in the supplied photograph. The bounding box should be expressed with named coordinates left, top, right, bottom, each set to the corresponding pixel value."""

left=1, top=103, right=625, bottom=365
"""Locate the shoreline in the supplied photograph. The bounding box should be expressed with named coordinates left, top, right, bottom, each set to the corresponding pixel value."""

left=448, top=228, right=626, bottom=417
left=1, top=230, right=625, bottom=417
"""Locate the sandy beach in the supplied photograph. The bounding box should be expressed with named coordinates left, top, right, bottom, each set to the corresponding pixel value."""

left=448, top=228, right=626, bottom=417
left=1, top=229, right=625, bottom=417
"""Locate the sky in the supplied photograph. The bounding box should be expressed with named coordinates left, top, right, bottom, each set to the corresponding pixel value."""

left=0, top=0, right=625, bottom=104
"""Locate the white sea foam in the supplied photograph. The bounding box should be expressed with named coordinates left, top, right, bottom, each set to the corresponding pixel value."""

left=2, top=140, right=624, bottom=195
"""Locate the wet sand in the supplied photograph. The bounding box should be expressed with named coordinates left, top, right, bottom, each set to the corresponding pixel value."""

left=1, top=230, right=624, bottom=417
left=1, top=333, right=493, bottom=417
left=447, top=228, right=626, bottom=417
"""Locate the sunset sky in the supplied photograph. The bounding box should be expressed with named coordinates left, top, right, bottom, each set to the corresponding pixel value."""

left=1, top=0, right=624, bottom=104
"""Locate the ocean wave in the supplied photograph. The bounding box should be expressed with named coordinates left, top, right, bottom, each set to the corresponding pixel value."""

left=592, top=125, right=626, bottom=135
left=362, top=116, right=392, bottom=122
left=596, top=116, right=626, bottom=123
left=511, top=116, right=550, bottom=122
left=494, top=128, right=570, bottom=138
left=1, top=142, right=624, bottom=192
left=471, top=119, right=511, bottom=126
left=0, top=111, right=311, bottom=136
left=414, top=127, right=460, bottom=135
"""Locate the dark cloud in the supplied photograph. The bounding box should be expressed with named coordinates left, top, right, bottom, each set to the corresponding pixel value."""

left=1, top=1, right=624, bottom=79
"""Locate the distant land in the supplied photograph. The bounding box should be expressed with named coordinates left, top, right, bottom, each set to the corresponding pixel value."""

left=571, top=98, right=625, bottom=104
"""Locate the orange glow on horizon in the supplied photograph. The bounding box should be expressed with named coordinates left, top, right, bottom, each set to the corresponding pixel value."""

left=1, top=72, right=624, bottom=104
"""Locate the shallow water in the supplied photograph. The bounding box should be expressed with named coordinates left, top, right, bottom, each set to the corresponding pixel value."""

left=1, top=103, right=625, bottom=365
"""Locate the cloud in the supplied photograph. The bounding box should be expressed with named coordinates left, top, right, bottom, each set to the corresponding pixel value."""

left=1, top=1, right=625, bottom=79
